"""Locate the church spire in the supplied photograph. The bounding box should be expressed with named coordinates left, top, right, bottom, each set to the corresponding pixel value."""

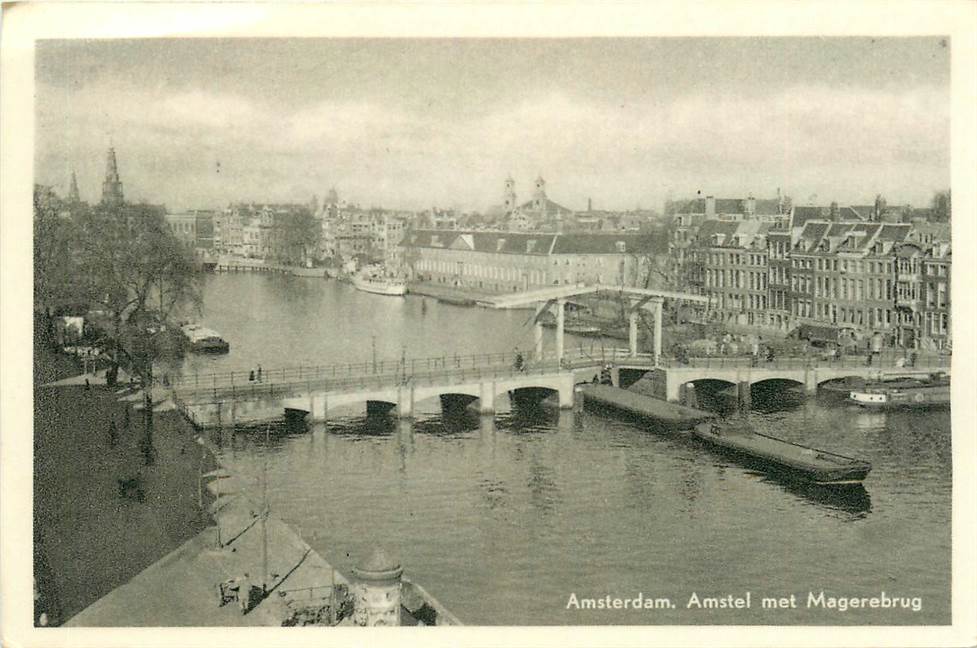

left=101, top=147, right=124, bottom=207
left=68, top=170, right=81, bottom=203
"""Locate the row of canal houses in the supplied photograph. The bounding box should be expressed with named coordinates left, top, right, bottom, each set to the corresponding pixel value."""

left=671, top=196, right=951, bottom=350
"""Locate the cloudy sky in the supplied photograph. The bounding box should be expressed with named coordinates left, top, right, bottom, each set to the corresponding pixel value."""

left=35, top=37, right=949, bottom=213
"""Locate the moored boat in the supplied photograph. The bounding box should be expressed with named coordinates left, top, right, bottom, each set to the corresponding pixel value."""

left=847, top=373, right=950, bottom=409
left=436, top=295, right=476, bottom=307
left=352, top=272, right=407, bottom=297
left=180, top=323, right=230, bottom=353
left=692, top=420, right=872, bottom=486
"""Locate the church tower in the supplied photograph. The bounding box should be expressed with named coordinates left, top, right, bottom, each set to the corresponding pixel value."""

left=503, top=175, right=517, bottom=213
left=101, top=147, right=125, bottom=207
left=68, top=171, right=81, bottom=203
left=532, top=174, right=546, bottom=210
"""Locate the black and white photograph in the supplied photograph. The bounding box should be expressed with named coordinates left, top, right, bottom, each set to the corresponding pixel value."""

left=2, top=2, right=975, bottom=647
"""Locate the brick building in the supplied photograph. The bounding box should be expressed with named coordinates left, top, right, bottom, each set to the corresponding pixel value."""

left=402, top=230, right=662, bottom=293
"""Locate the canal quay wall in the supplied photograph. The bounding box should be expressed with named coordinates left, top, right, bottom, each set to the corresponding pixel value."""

left=66, top=435, right=461, bottom=627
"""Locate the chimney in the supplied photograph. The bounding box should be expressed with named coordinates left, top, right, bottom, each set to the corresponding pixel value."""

left=587, top=197, right=592, bottom=212
left=745, top=194, right=756, bottom=217
left=705, top=196, right=716, bottom=219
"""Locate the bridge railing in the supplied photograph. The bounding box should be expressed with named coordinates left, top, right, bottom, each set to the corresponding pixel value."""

left=167, top=347, right=652, bottom=392
left=659, top=354, right=951, bottom=370
left=171, top=355, right=589, bottom=403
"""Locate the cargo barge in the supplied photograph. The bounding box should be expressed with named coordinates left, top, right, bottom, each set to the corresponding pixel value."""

left=847, top=373, right=950, bottom=409
left=578, top=383, right=716, bottom=430
left=692, top=420, right=872, bottom=486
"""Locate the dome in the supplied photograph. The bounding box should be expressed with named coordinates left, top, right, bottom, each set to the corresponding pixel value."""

left=353, top=548, right=403, bottom=582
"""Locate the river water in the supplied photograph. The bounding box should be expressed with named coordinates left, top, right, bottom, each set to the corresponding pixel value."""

left=178, top=273, right=951, bottom=625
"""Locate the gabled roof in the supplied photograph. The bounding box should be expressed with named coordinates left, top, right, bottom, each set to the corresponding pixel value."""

left=837, top=206, right=865, bottom=221
left=878, top=223, right=911, bottom=242
left=694, top=220, right=769, bottom=248
left=836, top=222, right=882, bottom=253
left=696, top=219, right=740, bottom=243
left=792, top=206, right=829, bottom=229
left=401, top=229, right=662, bottom=255
left=826, top=223, right=852, bottom=238
left=794, top=221, right=831, bottom=252
left=551, top=233, right=662, bottom=254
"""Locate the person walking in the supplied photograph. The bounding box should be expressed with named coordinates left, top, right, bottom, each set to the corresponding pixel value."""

left=249, top=369, right=255, bottom=382
left=257, top=365, right=263, bottom=382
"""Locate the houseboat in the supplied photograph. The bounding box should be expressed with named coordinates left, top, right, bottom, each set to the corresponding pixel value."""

left=847, top=373, right=950, bottom=409
left=693, top=420, right=872, bottom=486
left=180, top=323, right=230, bottom=354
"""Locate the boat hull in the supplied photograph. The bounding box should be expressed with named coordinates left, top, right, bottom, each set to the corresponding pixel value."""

left=693, top=423, right=872, bottom=486
left=189, top=341, right=230, bottom=354
left=436, top=296, right=476, bottom=307
left=352, top=276, right=407, bottom=296
left=847, top=383, right=950, bottom=410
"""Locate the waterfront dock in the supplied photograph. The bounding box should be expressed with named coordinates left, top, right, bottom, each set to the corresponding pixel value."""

left=579, top=383, right=715, bottom=429
left=65, top=447, right=461, bottom=627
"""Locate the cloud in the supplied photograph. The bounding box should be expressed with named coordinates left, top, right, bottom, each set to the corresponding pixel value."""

left=36, top=79, right=949, bottom=212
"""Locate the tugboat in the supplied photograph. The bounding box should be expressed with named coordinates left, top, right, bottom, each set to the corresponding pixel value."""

left=847, top=373, right=950, bottom=409
left=693, top=420, right=872, bottom=486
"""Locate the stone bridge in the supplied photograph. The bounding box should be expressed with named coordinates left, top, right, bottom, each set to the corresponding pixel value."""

left=629, top=358, right=950, bottom=402
left=168, top=350, right=591, bottom=429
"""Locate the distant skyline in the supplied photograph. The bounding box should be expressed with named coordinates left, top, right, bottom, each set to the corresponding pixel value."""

left=36, top=37, right=950, bottom=213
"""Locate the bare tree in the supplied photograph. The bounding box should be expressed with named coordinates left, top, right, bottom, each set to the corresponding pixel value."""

left=74, top=202, right=203, bottom=464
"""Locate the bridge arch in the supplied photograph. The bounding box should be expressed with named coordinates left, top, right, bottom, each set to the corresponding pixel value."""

left=750, top=377, right=805, bottom=390
left=508, top=386, right=560, bottom=410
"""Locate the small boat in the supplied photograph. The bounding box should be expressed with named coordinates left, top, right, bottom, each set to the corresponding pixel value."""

left=847, top=373, right=950, bottom=409
left=352, top=272, right=407, bottom=297
left=693, top=420, right=872, bottom=486
left=180, top=323, right=230, bottom=353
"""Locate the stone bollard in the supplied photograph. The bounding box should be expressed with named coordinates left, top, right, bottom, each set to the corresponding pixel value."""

left=352, top=548, right=403, bottom=626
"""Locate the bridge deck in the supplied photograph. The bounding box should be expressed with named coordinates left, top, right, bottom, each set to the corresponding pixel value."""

left=168, top=347, right=949, bottom=407
left=169, top=348, right=652, bottom=405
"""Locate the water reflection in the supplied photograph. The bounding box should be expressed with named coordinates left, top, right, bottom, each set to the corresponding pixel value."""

left=199, top=274, right=950, bottom=625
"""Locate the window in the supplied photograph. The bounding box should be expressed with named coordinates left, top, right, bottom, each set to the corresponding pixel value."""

left=615, top=241, right=626, bottom=253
